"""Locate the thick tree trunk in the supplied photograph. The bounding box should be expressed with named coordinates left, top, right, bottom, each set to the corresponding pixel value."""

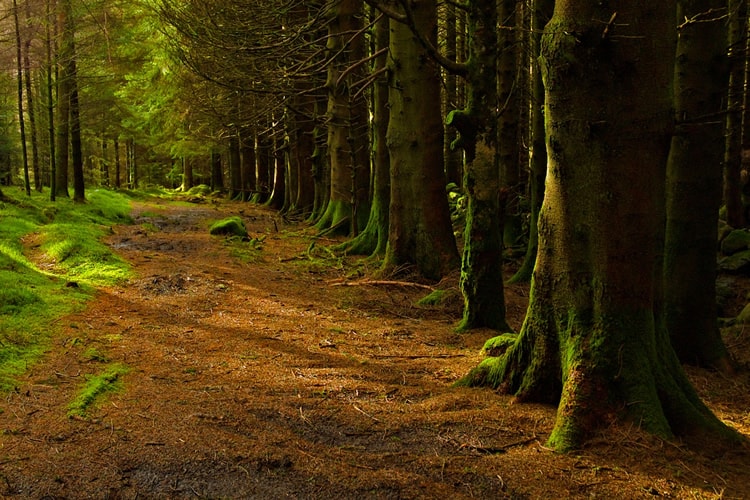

left=664, top=0, right=734, bottom=371
left=460, top=1, right=739, bottom=451
left=64, top=0, right=83, bottom=203
left=384, top=6, right=459, bottom=280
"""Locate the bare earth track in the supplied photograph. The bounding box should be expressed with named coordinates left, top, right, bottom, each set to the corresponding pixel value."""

left=2, top=198, right=749, bottom=499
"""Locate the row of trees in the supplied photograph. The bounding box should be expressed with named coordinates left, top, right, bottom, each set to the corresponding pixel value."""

left=2, top=0, right=749, bottom=450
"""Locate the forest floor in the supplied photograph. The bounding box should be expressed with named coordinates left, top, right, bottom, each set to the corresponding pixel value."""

left=2, top=196, right=750, bottom=499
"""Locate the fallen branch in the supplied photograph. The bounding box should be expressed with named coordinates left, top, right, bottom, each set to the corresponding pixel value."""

left=330, top=280, right=435, bottom=291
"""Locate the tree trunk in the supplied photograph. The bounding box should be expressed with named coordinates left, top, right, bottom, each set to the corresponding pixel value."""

left=240, top=128, right=256, bottom=199
left=442, top=3, right=462, bottom=187
left=316, top=0, right=369, bottom=236
left=210, top=149, right=223, bottom=191
left=229, top=134, right=242, bottom=199
left=253, top=129, right=271, bottom=203
left=13, top=0, right=31, bottom=197
left=447, top=0, right=510, bottom=331
left=101, top=138, right=109, bottom=186
left=724, top=0, right=745, bottom=228
left=460, top=0, right=739, bottom=451
left=46, top=0, right=56, bottom=200
left=63, top=0, right=83, bottom=203
left=24, top=0, right=41, bottom=193
left=337, top=14, right=390, bottom=257
left=384, top=4, right=460, bottom=280
left=509, top=0, right=553, bottom=284
left=183, top=157, right=193, bottom=190
left=114, top=137, right=121, bottom=188
left=664, top=0, right=734, bottom=372
left=497, top=0, right=522, bottom=249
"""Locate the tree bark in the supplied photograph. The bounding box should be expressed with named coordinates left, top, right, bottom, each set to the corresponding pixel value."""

left=384, top=3, right=459, bottom=280
left=724, top=0, right=746, bottom=228
left=449, top=0, right=510, bottom=331
left=509, top=0, right=553, bottom=284
left=23, top=0, right=41, bottom=193
left=12, top=0, right=31, bottom=196
left=460, top=0, right=740, bottom=451
left=337, top=13, right=390, bottom=256
left=664, top=0, right=734, bottom=372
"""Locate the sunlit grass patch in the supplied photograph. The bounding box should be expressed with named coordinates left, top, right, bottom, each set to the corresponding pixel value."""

left=0, top=189, right=133, bottom=392
left=67, top=363, right=129, bottom=417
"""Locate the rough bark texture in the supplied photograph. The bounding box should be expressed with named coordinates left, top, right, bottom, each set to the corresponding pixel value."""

left=384, top=4, right=459, bottom=280
left=55, top=0, right=72, bottom=199
left=316, top=0, right=369, bottom=236
left=450, top=0, right=509, bottom=331
left=664, top=0, right=734, bottom=371
left=460, top=1, right=740, bottom=451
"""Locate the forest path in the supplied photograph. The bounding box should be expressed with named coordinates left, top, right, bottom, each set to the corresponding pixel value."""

left=1, top=198, right=748, bottom=499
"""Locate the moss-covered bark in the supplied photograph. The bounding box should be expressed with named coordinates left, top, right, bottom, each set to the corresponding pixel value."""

left=664, top=0, right=734, bottom=372
left=383, top=5, right=459, bottom=280
left=460, top=1, right=742, bottom=451
left=315, top=0, right=369, bottom=236
left=450, top=0, right=509, bottom=330
left=337, top=16, right=389, bottom=257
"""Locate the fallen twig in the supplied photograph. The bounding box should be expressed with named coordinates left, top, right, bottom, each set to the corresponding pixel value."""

left=330, top=280, right=435, bottom=291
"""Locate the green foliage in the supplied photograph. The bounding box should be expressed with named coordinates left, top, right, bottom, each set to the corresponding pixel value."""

left=67, top=363, right=130, bottom=417
left=186, top=184, right=212, bottom=196
left=0, top=189, right=132, bottom=391
left=226, top=235, right=265, bottom=263
left=209, top=216, right=248, bottom=238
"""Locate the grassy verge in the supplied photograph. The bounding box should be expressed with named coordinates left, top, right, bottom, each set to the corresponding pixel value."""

left=0, top=188, right=133, bottom=391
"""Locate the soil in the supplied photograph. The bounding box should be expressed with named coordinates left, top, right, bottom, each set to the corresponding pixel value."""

left=2, top=197, right=749, bottom=499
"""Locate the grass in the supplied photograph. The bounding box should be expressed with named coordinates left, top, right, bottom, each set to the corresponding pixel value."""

left=0, top=187, right=133, bottom=391
left=67, top=363, right=130, bottom=417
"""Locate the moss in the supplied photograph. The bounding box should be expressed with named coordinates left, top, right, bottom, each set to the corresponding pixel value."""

left=481, top=333, right=517, bottom=357
left=186, top=184, right=212, bottom=196
left=720, top=229, right=750, bottom=256
left=209, top=216, right=248, bottom=238
left=68, top=363, right=129, bottom=417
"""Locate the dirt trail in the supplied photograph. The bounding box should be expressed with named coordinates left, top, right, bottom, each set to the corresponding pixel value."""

left=1, top=199, right=749, bottom=499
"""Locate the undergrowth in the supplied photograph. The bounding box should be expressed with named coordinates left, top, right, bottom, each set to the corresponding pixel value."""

left=0, top=188, right=132, bottom=391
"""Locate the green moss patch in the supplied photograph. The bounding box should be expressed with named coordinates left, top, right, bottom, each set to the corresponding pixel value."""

left=68, top=363, right=130, bottom=417
left=209, top=216, right=248, bottom=238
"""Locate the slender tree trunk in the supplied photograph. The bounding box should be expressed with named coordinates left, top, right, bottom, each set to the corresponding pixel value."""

left=210, top=149, right=223, bottom=191
left=23, top=0, right=41, bottom=193
left=240, top=128, right=256, bottom=198
left=509, top=0, right=553, bottom=284
left=310, top=96, right=329, bottom=221
left=498, top=0, right=522, bottom=248
left=183, top=157, right=193, bottom=190
left=253, top=129, right=271, bottom=203
left=46, top=0, right=56, bottom=200
left=384, top=5, right=460, bottom=280
left=229, top=133, right=242, bottom=199
left=101, top=137, right=109, bottom=186
left=337, top=14, right=390, bottom=256
left=316, top=0, right=369, bottom=235
left=442, top=2, right=462, bottom=186
left=664, top=0, right=734, bottom=372
left=13, top=0, right=31, bottom=196
left=460, top=0, right=739, bottom=451
left=724, top=0, right=745, bottom=227
left=114, top=136, right=121, bottom=188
